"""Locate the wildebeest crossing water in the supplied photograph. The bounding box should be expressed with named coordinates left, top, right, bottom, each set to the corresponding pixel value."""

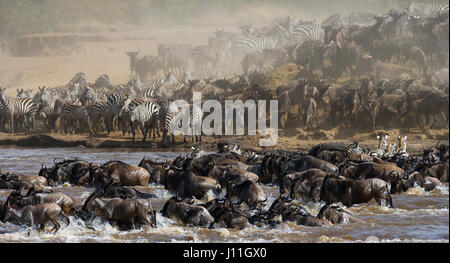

left=0, top=146, right=447, bottom=242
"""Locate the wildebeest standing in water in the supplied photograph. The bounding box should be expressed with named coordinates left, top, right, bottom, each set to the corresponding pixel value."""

left=320, top=175, right=394, bottom=208
left=161, top=197, right=214, bottom=227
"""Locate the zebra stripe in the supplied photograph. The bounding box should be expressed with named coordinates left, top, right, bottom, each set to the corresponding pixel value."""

left=160, top=100, right=179, bottom=144
left=322, top=13, right=343, bottom=28
left=234, top=25, right=288, bottom=55
left=408, top=2, right=449, bottom=18
left=291, top=23, right=324, bottom=45
left=191, top=45, right=230, bottom=67
left=61, top=104, right=90, bottom=134
left=385, top=143, right=398, bottom=158
left=130, top=101, right=160, bottom=142
left=397, top=135, right=409, bottom=157
left=346, top=141, right=363, bottom=154
left=89, top=101, right=108, bottom=134
left=104, top=93, right=129, bottom=134
left=370, top=134, right=390, bottom=157
left=175, top=104, right=203, bottom=143
left=0, top=89, right=38, bottom=132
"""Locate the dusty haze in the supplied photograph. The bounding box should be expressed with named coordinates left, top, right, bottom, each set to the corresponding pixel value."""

left=0, top=0, right=446, bottom=95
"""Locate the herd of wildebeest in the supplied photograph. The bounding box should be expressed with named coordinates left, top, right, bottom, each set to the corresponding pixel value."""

left=0, top=2, right=449, bottom=141
left=0, top=138, right=448, bottom=233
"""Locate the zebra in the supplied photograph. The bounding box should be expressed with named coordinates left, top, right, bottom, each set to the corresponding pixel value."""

left=88, top=101, right=108, bottom=135
left=234, top=25, right=289, bottom=55
left=160, top=100, right=179, bottom=146
left=370, top=134, right=390, bottom=157
left=60, top=104, right=90, bottom=134
left=321, top=13, right=343, bottom=29
left=79, top=86, right=97, bottom=106
left=16, top=89, right=33, bottom=99
left=130, top=101, right=160, bottom=142
left=0, top=87, right=38, bottom=133
left=184, top=104, right=203, bottom=143
left=397, top=135, right=409, bottom=157
left=290, top=23, right=324, bottom=46
left=346, top=141, right=364, bottom=154
left=120, top=97, right=158, bottom=136
left=191, top=45, right=231, bottom=74
left=141, top=77, right=165, bottom=98
left=104, top=93, right=131, bottom=135
left=32, top=86, right=58, bottom=131
left=305, top=98, right=319, bottom=130
left=407, top=2, right=449, bottom=18
left=384, top=142, right=398, bottom=158
left=272, top=16, right=301, bottom=33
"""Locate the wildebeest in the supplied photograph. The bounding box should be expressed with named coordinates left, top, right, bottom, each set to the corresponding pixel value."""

left=161, top=197, right=214, bottom=227
left=268, top=197, right=330, bottom=227
left=316, top=203, right=364, bottom=224
left=341, top=161, right=405, bottom=190
left=320, top=175, right=394, bottom=208
left=95, top=161, right=151, bottom=187
left=0, top=172, right=47, bottom=186
left=282, top=169, right=327, bottom=202
left=163, top=165, right=222, bottom=200
left=38, top=159, right=92, bottom=186
left=93, top=179, right=156, bottom=200
left=394, top=171, right=445, bottom=193
left=202, top=199, right=249, bottom=229
left=0, top=174, right=34, bottom=190
left=126, top=51, right=163, bottom=82
left=281, top=155, right=338, bottom=175
left=225, top=177, right=266, bottom=209
left=138, top=157, right=168, bottom=184
left=7, top=188, right=74, bottom=216
left=2, top=196, right=70, bottom=233
left=83, top=194, right=156, bottom=229
left=423, top=162, right=449, bottom=183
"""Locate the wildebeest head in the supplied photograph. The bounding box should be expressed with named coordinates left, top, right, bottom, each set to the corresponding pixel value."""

left=189, top=146, right=206, bottom=159
left=280, top=175, right=294, bottom=200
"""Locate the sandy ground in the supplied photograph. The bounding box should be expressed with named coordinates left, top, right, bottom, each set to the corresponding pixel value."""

left=0, top=25, right=237, bottom=96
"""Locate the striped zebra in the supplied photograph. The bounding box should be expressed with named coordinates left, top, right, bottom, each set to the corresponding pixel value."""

left=60, top=104, right=90, bottom=134
left=160, top=100, right=179, bottom=145
left=184, top=104, right=203, bottom=143
left=305, top=98, right=319, bottom=130
left=407, top=2, right=449, bottom=18
left=346, top=141, right=364, bottom=154
left=104, top=93, right=131, bottom=135
left=130, top=101, right=160, bottom=142
left=321, top=13, right=343, bottom=29
left=191, top=45, right=231, bottom=73
left=290, top=23, right=324, bottom=45
left=33, top=87, right=60, bottom=132
left=141, top=78, right=164, bottom=98
left=384, top=142, right=398, bottom=158
left=234, top=25, right=289, bottom=55
left=370, top=134, right=390, bottom=157
left=88, top=101, right=108, bottom=135
left=0, top=87, right=38, bottom=133
left=397, top=135, right=409, bottom=157
left=120, top=97, right=158, bottom=136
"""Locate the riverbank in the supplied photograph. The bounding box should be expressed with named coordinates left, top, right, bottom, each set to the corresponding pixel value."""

left=0, top=127, right=447, bottom=153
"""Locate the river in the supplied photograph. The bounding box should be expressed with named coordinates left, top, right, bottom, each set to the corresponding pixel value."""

left=0, top=146, right=448, bottom=243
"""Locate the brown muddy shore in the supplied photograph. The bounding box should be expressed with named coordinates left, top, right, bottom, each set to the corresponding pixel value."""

left=0, top=127, right=448, bottom=153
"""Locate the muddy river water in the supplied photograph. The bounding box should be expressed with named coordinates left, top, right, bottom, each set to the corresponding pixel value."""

left=0, top=146, right=448, bottom=243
